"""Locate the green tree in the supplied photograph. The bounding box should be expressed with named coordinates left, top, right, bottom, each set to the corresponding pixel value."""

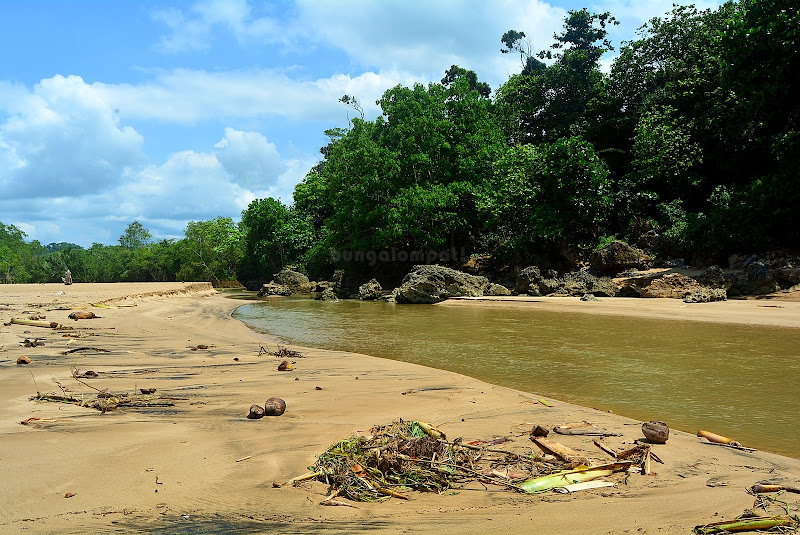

left=487, top=137, right=612, bottom=252
left=119, top=221, right=153, bottom=249
left=181, top=218, right=243, bottom=283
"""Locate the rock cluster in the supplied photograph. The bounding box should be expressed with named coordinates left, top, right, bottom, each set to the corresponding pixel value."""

left=358, top=279, right=383, bottom=300
left=590, top=241, right=653, bottom=272
left=257, top=269, right=312, bottom=297
left=516, top=267, right=617, bottom=297
left=640, top=273, right=699, bottom=299
left=395, top=265, right=490, bottom=304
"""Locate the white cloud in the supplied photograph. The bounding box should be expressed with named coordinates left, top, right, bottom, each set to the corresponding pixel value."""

left=214, top=127, right=285, bottom=189
left=295, top=0, right=568, bottom=89
left=0, top=74, right=316, bottom=245
left=92, top=68, right=413, bottom=124
left=153, top=0, right=285, bottom=53
left=0, top=75, right=145, bottom=200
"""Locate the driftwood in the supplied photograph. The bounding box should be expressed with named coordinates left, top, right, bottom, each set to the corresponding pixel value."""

left=62, top=347, right=110, bottom=355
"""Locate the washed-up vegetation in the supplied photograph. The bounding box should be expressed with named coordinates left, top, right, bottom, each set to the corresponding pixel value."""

left=289, top=420, right=634, bottom=502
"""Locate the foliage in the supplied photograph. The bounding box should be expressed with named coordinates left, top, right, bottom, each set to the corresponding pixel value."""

left=119, top=221, right=153, bottom=249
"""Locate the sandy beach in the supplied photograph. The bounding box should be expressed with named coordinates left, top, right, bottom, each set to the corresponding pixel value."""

left=2, top=283, right=799, bottom=534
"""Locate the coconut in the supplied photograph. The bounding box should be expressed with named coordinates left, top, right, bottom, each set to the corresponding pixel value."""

left=264, top=397, right=286, bottom=416
left=247, top=404, right=266, bottom=419
left=642, top=421, right=669, bottom=443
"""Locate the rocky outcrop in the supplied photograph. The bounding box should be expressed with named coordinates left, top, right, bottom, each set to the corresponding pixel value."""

left=580, top=293, right=600, bottom=302
left=683, top=288, right=727, bottom=303
left=697, top=265, right=736, bottom=291
left=484, top=283, right=511, bottom=296
left=733, top=261, right=780, bottom=295
left=258, top=282, right=292, bottom=297
left=541, top=271, right=617, bottom=297
left=516, top=267, right=616, bottom=297
left=640, top=273, right=700, bottom=299
left=590, top=241, right=652, bottom=272
left=515, top=266, right=543, bottom=295
left=774, top=264, right=800, bottom=285
left=379, top=288, right=399, bottom=303
left=358, top=279, right=383, bottom=300
left=273, top=269, right=312, bottom=293
left=395, top=265, right=490, bottom=304
left=617, top=284, right=641, bottom=298
left=316, top=288, right=338, bottom=301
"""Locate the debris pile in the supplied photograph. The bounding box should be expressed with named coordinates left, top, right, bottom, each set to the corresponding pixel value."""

left=289, top=420, right=632, bottom=502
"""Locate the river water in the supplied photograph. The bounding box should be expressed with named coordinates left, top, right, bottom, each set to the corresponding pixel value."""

left=232, top=296, right=800, bottom=458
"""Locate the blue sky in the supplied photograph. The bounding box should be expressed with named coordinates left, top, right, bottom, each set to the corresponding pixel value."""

left=0, top=0, right=718, bottom=247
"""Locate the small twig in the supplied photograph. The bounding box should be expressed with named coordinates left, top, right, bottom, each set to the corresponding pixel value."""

left=29, top=371, right=40, bottom=396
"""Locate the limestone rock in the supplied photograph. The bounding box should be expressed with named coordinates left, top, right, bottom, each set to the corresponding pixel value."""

left=640, top=273, right=700, bottom=299
left=316, top=288, right=338, bottom=301
left=515, top=266, right=542, bottom=295
left=258, top=283, right=292, bottom=297
left=358, top=279, right=383, bottom=300
left=537, top=271, right=617, bottom=297
left=617, top=284, right=641, bottom=298
left=484, top=283, right=511, bottom=296
left=734, top=261, right=780, bottom=295
left=272, top=269, right=312, bottom=293
left=697, top=265, right=736, bottom=290
left=683, top=287, right=727, bottom=303
left=396, top=265, right=489, bottom=304
left=590, top=241, right=652, bottom=272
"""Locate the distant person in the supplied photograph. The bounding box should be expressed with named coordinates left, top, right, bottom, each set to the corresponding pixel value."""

left=62, top=269, right=73, bottom=285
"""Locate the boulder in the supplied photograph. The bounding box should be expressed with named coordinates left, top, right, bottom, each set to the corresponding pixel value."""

left=734, top=261, right=780, bottom=295
left=580, top=293, right=600, bottom=302
left=636, top=229, right=661, bottom=251
left=697, top=265, right=736, bottom=290
left=258, top=283, right=292, bottom=297
left=515, top=266, right=542, bottom=295
left=316, top=288, right=338, bottom=301
left=484, top=283, right=511, bottom=296
left=728, top=253, right=750, bottom=269
left=273, top=269, right=312, bottom=293
left=590, top=241, right=652, bottom=272
left=536, top=270, right=617, bottom=297
left=683, top=288, right=728, bottom=303
left=774, top=264, right=800, bottom=285
left=640, top=273, right=700, bottom=299
left=395, top=265, right=490, bottom=304
left=379, top=288, right=399, bottom=303
left=617, top=284, right=641, bottom=298
left=358, top=279, right=383, bottom=300
left=314, top=281, right=333, bottom=292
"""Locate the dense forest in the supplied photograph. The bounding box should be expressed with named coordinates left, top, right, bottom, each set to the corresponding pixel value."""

left=2, top=0, right=798, bottom=286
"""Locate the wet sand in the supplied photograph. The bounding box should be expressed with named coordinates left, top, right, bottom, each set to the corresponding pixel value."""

left=1, top=283, right=799, bottom=534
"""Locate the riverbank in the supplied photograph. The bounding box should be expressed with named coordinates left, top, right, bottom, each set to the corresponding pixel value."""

left=442, top=293, right=800, bottom=328
left=2, top=283, right=799, bottom=534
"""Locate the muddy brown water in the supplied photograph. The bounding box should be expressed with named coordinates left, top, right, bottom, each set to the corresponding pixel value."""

left=233, top=297, right=800, bottom=458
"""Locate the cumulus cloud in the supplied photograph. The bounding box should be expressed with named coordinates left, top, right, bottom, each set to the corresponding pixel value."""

left=215, top=127, right=285, bottom=190
left=294, top=0, right=566, bottom=88
left=153, top=0, right=285, bottom=53
left=0, top=75, right=145, bottom=200
left=92, top=68, right=413, bottom=124
left=0, top=73, right=316, bottom=245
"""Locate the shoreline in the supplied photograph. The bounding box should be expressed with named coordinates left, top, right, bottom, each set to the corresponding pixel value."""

left=2, top=283, right=799, bottom=533
left=441, top=294, right=800, bottom=329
